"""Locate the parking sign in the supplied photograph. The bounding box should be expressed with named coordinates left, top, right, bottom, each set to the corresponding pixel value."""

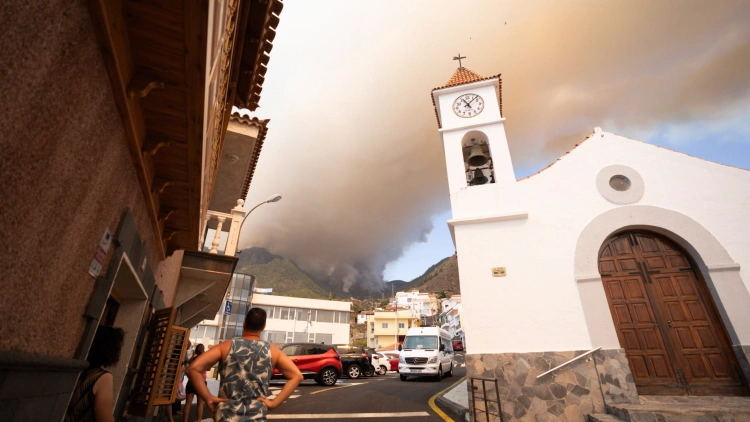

left=224, top=301, right=232, bottom=315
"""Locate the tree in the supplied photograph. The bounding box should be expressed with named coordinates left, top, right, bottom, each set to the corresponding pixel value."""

left=436, top=290, right=447, bottom=299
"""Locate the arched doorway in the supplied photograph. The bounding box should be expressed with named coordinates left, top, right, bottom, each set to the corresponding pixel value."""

left=599, top=230, right=748, bottom=396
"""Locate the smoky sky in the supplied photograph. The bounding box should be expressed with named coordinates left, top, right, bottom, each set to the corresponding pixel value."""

left=236, top=1, right=750, bottom=292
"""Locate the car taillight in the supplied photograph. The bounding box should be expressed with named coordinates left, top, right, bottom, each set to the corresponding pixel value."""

left=362, top=353, right=368, bottom=358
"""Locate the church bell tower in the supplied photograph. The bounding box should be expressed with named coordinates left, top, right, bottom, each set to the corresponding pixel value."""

left=431, top=59, right=521, bottom=220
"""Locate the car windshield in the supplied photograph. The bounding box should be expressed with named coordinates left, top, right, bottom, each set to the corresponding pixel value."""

left=403, top=335, right=438, bottom=350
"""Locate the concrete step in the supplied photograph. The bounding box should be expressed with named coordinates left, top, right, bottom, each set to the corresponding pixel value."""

left=587, top=413, right=626, bottom=422
left=606, top=395, right=750, bottom=422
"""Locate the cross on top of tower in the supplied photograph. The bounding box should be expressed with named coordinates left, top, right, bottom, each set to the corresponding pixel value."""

left=453, top=54, right=466, bottom=68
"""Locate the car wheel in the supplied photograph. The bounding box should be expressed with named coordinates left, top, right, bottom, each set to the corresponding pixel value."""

left=446, top=361, right=453, bottom=377
left=435, top=364, right=443, bottom=381
left=347, top=364, right=361, bottom=379
left=316, top=367, right=338, bottom=386
left=400, top=374, right=407, bottom=381
left=364, top=365, right=375, bottom=377
left=380, top=365, right=388, bottom=375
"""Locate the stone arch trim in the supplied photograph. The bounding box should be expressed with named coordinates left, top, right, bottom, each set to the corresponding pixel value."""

left=574, top=205, right=750, bottom=349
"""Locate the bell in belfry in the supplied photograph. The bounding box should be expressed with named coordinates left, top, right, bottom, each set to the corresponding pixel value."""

left=470, top=168, right=488, bottom=185
left=467, top=145, right=489, bottom=167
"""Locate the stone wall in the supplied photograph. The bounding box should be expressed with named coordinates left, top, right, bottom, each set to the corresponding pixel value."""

left=466, top=349, right=638, bottom=422
left=592, top=349, right=639, bottom=405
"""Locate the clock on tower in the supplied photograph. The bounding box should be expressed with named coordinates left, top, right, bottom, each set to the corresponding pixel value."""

left=431, top=58, right=520, bottom=220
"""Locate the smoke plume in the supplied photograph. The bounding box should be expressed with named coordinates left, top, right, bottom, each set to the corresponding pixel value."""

left=237, top=1, right=750, bottom=292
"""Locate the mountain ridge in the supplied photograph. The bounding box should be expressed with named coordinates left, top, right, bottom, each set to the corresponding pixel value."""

left=236, top=247, right=460, bottom=299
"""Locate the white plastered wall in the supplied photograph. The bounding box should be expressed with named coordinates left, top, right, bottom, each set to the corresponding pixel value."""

left=453, top=131, right=750, bottom=355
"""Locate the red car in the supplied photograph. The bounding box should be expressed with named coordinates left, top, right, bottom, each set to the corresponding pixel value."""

left=272, top=343, right=342, bottom=386
left=451, top=339, right=464, bottom=351
left=381, top=352, right=400, bottom=371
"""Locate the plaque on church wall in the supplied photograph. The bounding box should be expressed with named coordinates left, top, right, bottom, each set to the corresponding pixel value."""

left=492, top=267, right=506, bottom=277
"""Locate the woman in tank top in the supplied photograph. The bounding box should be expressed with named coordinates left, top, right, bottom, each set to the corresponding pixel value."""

left=186, top=308, right=303, bottom=421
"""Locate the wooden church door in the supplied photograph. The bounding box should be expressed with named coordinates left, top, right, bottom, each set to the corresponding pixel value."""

left=599, top=231, right=748, bottom=396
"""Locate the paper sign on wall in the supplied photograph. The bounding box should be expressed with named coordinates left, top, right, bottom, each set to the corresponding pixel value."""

left=88, top=228, right=113, bottom=278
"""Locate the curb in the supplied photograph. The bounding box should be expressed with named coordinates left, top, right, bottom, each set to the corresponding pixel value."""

left=436, top=393, right=471, bottom=422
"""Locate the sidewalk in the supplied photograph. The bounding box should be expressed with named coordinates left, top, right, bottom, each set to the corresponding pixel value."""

left=436, top=378, right=471, bottom=422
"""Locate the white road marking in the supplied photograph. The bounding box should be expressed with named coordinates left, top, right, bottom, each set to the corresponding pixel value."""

left=268, top=412, right=431, bottom=419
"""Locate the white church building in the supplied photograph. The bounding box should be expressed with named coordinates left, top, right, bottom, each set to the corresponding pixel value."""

left=431, top=66, right=750, bottom=421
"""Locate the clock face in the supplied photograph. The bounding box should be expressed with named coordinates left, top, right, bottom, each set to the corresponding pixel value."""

left=453, top=93, right=484, bottom=118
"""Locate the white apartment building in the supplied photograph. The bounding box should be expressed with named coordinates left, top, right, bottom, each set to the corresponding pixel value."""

left=356, top=310, right=374, bottom=324
left=251, top=294, right=352, bottom=345
left=392, top=290, right=439, bottom=319
left=440, top=295, right=463, bottom=344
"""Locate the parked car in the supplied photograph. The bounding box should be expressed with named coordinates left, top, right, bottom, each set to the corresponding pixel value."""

left=373, top=353, right=391, bottom=374
left=365, top=347, right=386, bottom=376
left=273, top=343, right=341, bottom=386
left=381, top=351, right=400, bottom=372
left=451, top=338, right=464, bottom=352
left=332, top=344, right=372, bottom=379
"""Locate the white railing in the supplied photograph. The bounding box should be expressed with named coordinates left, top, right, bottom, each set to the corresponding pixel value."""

left=205, top=199, right=246, bottom=255
left=536, top=347, right=601, bottom=379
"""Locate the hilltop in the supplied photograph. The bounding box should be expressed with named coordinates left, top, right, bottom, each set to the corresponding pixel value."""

left=235, top=247, right=461, bottom=299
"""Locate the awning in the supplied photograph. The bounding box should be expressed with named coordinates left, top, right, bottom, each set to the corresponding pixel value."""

left=173, top=251, right=238, bottom=329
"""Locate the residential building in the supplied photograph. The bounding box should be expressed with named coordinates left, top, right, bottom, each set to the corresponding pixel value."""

left=251, top=295, right=352, bottom=345
left=392, top=290, right=440, bottom=320
left=431, top=65, right=750, bottom=419
left=440, top=295, right=463, bottom=344
left=367, top=309, right=420, bottom=350
left=356, top=311, right=375, bottom=324
left=1, top=1, right=283, bottom=420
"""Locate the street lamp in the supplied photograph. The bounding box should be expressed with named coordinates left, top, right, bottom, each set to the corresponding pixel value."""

left=237, top=193, right=282, bottom=236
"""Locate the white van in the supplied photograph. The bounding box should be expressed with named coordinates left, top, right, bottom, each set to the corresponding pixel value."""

left=398, top=326, right=454, bottom=381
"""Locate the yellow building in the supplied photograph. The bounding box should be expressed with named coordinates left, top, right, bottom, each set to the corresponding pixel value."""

left=366, top=309, right=420, bottom=350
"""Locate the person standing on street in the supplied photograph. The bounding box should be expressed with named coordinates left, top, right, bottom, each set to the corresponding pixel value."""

left=186, top=308, right=303, bottom=421
left=183, top=344, right=207, bottom=422
left=66, top=325, right=125, bottom=422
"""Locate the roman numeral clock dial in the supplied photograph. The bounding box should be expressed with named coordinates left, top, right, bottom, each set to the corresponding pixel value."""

left=452, top=93, right=484, bottom=118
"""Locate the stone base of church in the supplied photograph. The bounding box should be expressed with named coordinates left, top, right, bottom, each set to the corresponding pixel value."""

left=465, top=348, right=638, bottom=422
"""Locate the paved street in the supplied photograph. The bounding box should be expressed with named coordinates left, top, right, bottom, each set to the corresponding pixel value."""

left=266, top=352, right=466, bottom=422
left=183, top=353, right=467, bottom=422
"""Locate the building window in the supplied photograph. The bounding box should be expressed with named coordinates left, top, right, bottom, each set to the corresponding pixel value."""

left=609, top=175, right=631, bottom=191
left=264, top=330, right=286, bottom=343
left=205, top=326, right=217, bottom=339
left=315, top=333, right=333, bottom=344
left=399, top=323, right=405, bottom=329
left=382, top=323, right=388, bottom=328
left=317, top=310, right=334, bottom=323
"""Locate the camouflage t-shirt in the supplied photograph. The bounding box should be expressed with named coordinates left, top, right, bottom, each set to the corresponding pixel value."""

left=215, top=338, right=272, bottom=421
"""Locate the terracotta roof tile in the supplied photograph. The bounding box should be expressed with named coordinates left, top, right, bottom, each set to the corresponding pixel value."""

left=430, top=68, right=502, bottom=128
left=444, top=67, right=486, bottom=87
left=229, top=111, right=270, bottom=200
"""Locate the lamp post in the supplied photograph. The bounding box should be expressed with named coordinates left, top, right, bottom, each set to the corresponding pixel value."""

left=218, top=194, right=282, bottom=342
left=237, top=193, right=282, bottom=238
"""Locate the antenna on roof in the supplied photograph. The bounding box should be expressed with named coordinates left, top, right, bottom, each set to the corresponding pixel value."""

left=453, top=53, right=466, bottom=68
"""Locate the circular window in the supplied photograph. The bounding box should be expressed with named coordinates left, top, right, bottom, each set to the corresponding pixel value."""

left=596, top=165, right=644, bottom=204
left=609, top=175, right=631, bottom=191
